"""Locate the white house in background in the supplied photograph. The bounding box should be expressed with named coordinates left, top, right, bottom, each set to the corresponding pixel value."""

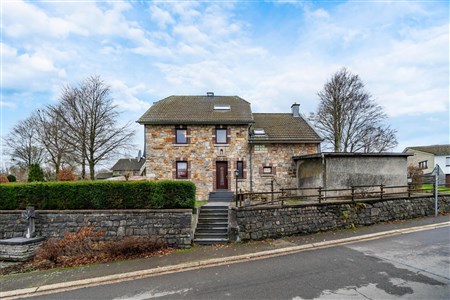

left=403, top=145, right=450, bottom=187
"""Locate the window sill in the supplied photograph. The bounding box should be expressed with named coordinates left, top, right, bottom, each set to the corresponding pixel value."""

left=261, top=174, right=275, bottom=177
left=172, top=144, right=189, bottom=147
left=214, top=144, right=229, bottom=147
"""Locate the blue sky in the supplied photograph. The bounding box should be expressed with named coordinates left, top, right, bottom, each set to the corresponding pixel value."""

left=1, top=0, right=449, bottom=169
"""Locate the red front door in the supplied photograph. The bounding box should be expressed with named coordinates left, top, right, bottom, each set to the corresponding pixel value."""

left=216, top=162, right=228, bottom=190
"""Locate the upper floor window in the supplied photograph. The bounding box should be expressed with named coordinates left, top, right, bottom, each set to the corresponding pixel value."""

left=216, top=128, right=227, bottom=144
left=176, top=128, right=187, bottom=144
left=419, top=160, right=428, bottom=169
left=446, top=157, right=450, bottom=166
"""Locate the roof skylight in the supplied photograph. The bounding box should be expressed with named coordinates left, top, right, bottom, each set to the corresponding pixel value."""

left=214, top=104, right=231, bottom=111
left=254, top=129, right=266, bottom=135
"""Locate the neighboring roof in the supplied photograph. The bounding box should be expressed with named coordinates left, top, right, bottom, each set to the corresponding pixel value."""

left=403, top=145, right=450, bottom=156
left=111, top=158, right=145, bottom=171
left=293, top=152, right=412, bottom=161
left=96, top=172, right=113, bottom=180
left=137, top=95, right=253, bottom=125
left=250, top=113, right=322, bottom=143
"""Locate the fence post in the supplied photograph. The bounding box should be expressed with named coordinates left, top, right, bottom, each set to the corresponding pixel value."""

left=271, top=179, right=274, bottom=204
left=380, top=184, right=384, bottom=200
left=318, top=186, right=322, bottom=203
left=407, top=184, right=411, bottom=198
left=351, top=186, right=355, bottom=202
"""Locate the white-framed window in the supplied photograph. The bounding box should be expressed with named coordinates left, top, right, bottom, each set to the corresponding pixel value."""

left=254, top=145, right=267, bottom=152
left=446, top=157, right=450, bottom=166
left=263, top=167, right=272, bottom=174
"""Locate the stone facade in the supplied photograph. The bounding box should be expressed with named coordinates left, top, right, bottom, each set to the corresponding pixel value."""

left=230, top=195, right=450, bottom=241
left=145, top=124, right=319, bottom=200
left=0, top=209, right=192, bottom=248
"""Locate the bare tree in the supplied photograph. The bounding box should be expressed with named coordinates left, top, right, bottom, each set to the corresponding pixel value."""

left=5, top=114, right=45, bottom=168
left=309, top=67, right=398, bottom=152
left=52, top=76, right=135, bottom=180
left=36, top=108, right=74, bottom=177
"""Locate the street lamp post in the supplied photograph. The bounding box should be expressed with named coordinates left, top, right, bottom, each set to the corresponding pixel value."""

left=235, top=169, right=239, bottom=206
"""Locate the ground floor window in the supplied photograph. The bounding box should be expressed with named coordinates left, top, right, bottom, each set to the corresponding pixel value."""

left=176, top=161, right=188, bottom=179
left=236, top=161, right=244, bottom=179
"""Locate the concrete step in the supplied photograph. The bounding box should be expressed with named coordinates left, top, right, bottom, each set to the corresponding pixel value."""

left=194, top=232, right=228, bottom=239
left=193, top=238, right=228, bottom=245
left=195, top=227, right=228, bottom=233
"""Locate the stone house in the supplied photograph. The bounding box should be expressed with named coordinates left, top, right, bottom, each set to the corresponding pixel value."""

left=137, top=93, right=322, bottom=200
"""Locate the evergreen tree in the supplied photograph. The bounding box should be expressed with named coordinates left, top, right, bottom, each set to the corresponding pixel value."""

left=28, top=164, right=45, bottom=182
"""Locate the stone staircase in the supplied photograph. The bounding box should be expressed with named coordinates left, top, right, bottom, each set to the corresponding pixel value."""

left=193, top=191, right=233, bottom=245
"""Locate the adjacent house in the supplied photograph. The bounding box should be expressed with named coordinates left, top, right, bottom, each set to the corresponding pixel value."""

left=110, top=157, right=146, bottom=177
left=137, top=93, right=322, bottom=199
left=403, top=145, right=450, bottom=187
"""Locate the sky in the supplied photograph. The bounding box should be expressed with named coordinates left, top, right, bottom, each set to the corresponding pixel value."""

left=1, top=0, right=449, bottom=170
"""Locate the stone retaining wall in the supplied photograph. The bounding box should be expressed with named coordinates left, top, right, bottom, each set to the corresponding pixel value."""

left=0, top=209, right=193, bottom=248
left=231, top=196, right=450, bottom=241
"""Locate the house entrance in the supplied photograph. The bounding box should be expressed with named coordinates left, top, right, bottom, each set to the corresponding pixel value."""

left=216, top=161, right=228, bottom=190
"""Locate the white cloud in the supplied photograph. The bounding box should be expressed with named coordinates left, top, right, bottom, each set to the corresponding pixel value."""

left=109, top=80, right=150, bottom=112
left=1, top=43, right=64, bottom=91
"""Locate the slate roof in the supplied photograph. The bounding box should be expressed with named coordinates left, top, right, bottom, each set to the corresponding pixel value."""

left=404, top=145, right=450, bottom=156
left=137, top=95, right=253, bottom=125
left=111, top=158, right=145, bottom=171
left=251, top=113, right=322, bottom=143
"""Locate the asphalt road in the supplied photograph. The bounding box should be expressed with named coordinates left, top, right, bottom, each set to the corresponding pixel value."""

left=27, top=226, right=450, bottom=300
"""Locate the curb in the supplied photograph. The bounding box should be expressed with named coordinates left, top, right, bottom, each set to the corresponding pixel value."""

left=2, top=221, right=449, bottom=299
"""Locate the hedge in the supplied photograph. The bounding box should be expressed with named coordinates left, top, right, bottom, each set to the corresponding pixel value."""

left=0, top=180, right=196, bottom=210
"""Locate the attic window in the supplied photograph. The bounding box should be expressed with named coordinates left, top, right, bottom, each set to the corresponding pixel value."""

left=254, top=129, right=266, bottom=135
left=214, top=104, right=231, bottom=111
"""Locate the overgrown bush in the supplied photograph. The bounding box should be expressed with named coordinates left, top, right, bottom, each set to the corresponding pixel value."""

left=35, top=227, right=104, bottom=264
left=101, top=236, right=166, bottom=257
left=28, top=164, right=45, bottom=182
left=7, top=174, right=16, bottom=182
left=0, top=180, right=195, bottom=210
left=34, top=227, right=167, bottom=268
left=57, top=168, right=77, bottom=181
left=0, top=174, right=9, bottom=183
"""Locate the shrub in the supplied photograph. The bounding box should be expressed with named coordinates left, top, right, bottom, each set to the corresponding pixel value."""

left=0, top=174, right=9, bottom=184
left=28, top=164, right=45, bottom=182
left=101, top=236, right=166, bottom=257
left=7, top=174, right=16, bottom=182
left=0, top=180, right=196, bottom=210
left=35, top=227, right=104, bottom=264
left=57, top=168, right=77, bottom=181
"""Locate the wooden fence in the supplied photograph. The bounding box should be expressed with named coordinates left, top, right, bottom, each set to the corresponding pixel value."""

left=235, top=183, right=450, bottom=207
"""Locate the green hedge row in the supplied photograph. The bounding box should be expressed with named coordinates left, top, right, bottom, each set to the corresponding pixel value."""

left=0, top=180, right=196, bottom=210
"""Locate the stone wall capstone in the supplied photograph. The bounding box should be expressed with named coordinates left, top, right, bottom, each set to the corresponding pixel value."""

left=231, top=196, right=450, bottom=241
left=0, top=209, right=193, bottom=248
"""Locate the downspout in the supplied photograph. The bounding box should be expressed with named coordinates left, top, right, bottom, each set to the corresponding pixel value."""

left=249, top=142, right=253, bottom=193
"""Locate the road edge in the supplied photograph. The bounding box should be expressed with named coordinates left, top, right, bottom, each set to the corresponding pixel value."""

left=2, top=221, right=449, bottom=299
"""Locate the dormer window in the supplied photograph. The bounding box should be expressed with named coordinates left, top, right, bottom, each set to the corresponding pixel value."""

left=214, top=104, right=231, bottom=111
